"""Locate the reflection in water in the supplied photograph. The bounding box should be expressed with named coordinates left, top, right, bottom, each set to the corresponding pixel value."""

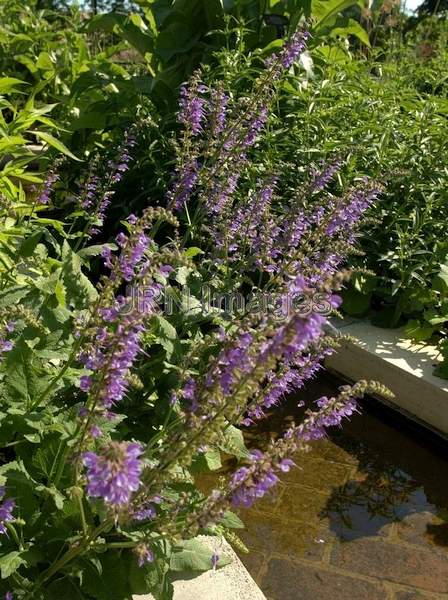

left=238, top=373, right=448, bottom=556
left=323, top=468, right=419, bottom=540
left=322, top=459, right=448, bottom=545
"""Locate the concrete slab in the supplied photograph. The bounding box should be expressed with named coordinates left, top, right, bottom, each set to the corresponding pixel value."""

left=326, top=319, right=448, bottom=439
left=134, top=535, right=267, bottom=600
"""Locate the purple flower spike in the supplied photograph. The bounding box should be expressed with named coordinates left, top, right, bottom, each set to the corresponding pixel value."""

left=210, top=88, right=229, bottom=136
left=37, top=167, right=60, bottom=205
left=134, top=504, right=156, bottom=521
left=135, top=544, right=154, bottom=567
left=0, top=491, right=15, bottom=534
left=179, top=82, right=207, bottom=135
left=0, top=340, right=13, bottom=353
left=83, top=442, right=143, bottom=507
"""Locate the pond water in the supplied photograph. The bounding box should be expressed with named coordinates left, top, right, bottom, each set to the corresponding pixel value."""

left=234, top=373, right=448, bottom=600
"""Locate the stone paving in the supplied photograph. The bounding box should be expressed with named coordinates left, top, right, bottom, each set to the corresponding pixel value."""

left=234, top=375, right=448, bottom=600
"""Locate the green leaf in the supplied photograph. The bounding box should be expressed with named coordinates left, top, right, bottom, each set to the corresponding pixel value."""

left=403, top=319, right=435, bottom=342
left=312, top=0, right=361, bottom=27
left=330, top=17, right=370, bottom=46
left=423, top=308, right=448, bottom=326
left=0, top=286, right=29, bottom=307
left=342, top=286, right=371, bottom=317
left=219, top=425, right=249, bottom=459
left=220, top=511, right=244, bottom=529
left=3, top=339, right=52, bottom=406
left=61, top=241, right=98, bottom=308
left=0, top=551, right=27, bottom=579
left=191, top=448, right=222, bottom=473
left=203, top=448, right=222, bottom=470
left=78, top=243, right=117, bottom=258
left=81, top=552, right=132, bottom=600
left=18, top=230, right=43, bottom=257
left=34, top=131, right=81, bottom=162
left=183, top=247, right=204, bottom=258
left=54, top=279, right=67, bottom=308
left=35, top=484, right=65, bottom=510
left=0, top=77, right=27, bottom=94
left=432, top=265, right=448, bottom=293
left=36, top=52, right=54, bottom=72
left=434, top=361, right=448, bottom=380
left=170, top=538, right=230, bottom=572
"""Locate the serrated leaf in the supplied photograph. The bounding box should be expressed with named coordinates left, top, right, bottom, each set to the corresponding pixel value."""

left=3, top=339, right=52, bottom=406
left=0, top=551, right=27, bottom=579
left=219, top=425, right=249, bottom=459
left=170, top=538, right=230, bottom=572
left=61, top=241, right=98, bottom=308
left=220, top=511, right=244, bottom=529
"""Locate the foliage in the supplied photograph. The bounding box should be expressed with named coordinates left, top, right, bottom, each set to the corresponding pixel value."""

left=0, top=1, right=155, bottom=155
left=204, top=16, right=448, bottom=376
left=0, top=29, right=393, bottom=599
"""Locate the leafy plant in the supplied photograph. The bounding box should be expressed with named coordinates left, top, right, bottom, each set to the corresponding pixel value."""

left=0, top=29, right=392, bottom=598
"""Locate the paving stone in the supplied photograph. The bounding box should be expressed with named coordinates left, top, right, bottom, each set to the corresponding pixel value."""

left=280, top=457, right=352, bottom=491
left=396, top=510, right=448, bottom=550
left=275, top=483, right=332, bottom=522
left=393, top=591, right=434, bottom=600
left=238, top=511, right=328, bottom=562
left=331, top=538, right=448, bottom=594
left=261, top=558, right=386, bottom=600
left=307, top=439, right=359, bottom=466
left=237, top=549, right=266, bottom=583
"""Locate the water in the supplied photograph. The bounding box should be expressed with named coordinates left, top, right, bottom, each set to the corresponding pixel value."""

left=233, top=374, right=448, bottom=599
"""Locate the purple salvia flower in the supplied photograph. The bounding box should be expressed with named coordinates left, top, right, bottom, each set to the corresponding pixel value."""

left=90, top=425, right=102, bottom=439
left=280, top=30, right=311, bottom=69
left=326, top=186, right=380, bottom=237
left=79, top=298, right=154, bottom=408
left=135, top=544, right=154, bottom=567
left=79, top=375, right=92, bottom=392
left=210, top=88, right=229, bottom=136
left=223, top=177, right=277, bottom=257
left=81, top=127, right=137, bottom=233
left=0, top=340, right=13, bottom=353
left=179, top=81, right=207, bottom=136
left=83, top=441, right=143, bottom=507
left=80, top=174, right=101, bottom=209
left=182, top=378, right=198, bottom=412
left=134, top=504, right=156, bottom=521
left=5, top=593, right=13, bottom=600
left=167, top=158, right=199, bottom=211
left=243, top=105, right=269, bottom=148
left=264, top=29, right=310, bottom=79
left=211, top=553, right=219, bottom=570
left=37, top=167, right=60, bottom=205
left=5, top=321, right=15, bottom=333
left=108, top=129, right=137, bottom=185
left=211, top=332, right=253, bottom=395
left=117, top=231, right=150, bottom=282
left=207, top=171, right=240, bottom=217
left=0, top=487, right=15, bottom=534
left=310, top=159, right=341, bottom=193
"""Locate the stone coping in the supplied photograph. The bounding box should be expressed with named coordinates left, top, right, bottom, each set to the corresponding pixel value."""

left=326, top=318, right=448, bottom=439
left=134, top=535, right=267, bottom=600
